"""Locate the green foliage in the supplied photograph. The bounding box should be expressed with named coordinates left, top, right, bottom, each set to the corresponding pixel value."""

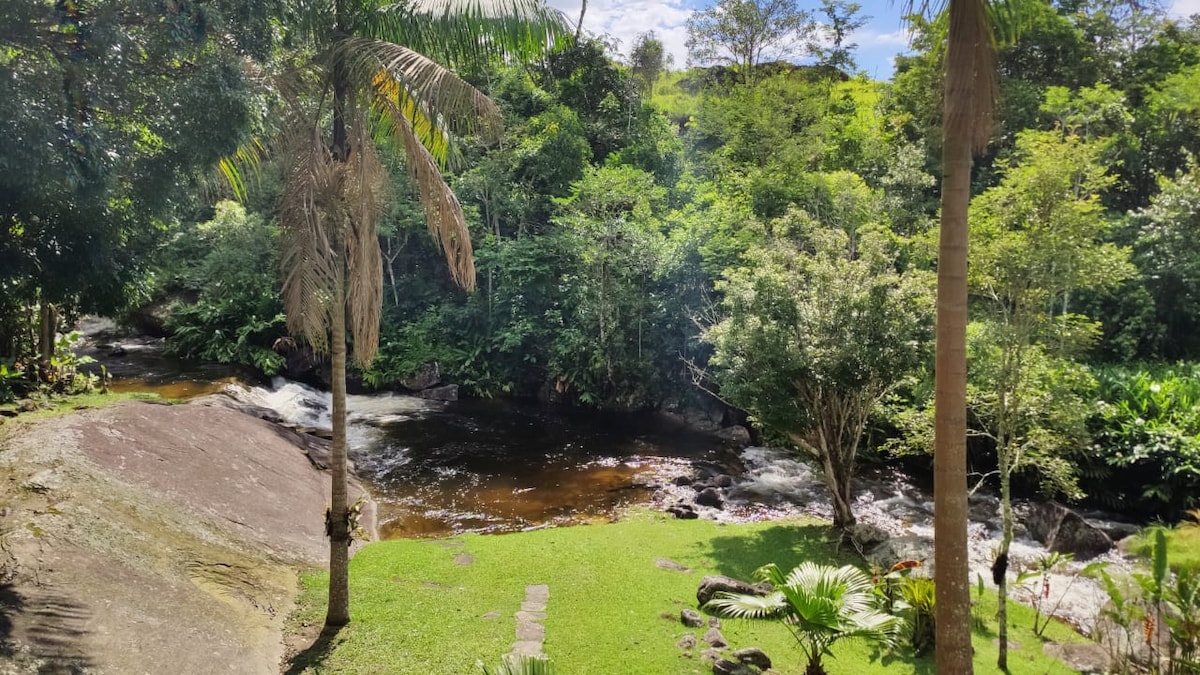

left=705, top=209, right=933, bottom=525
left=894, top=575, right=936, bottom=657
left=479, top=655, right=556, bottom=675
left=705, top=562, right=901, bottom=674
left=163, top=202, right=286, bottom=374
left=685, top=0, right=817, bottom=82
left=1085, top=363, right=1200, bottom=517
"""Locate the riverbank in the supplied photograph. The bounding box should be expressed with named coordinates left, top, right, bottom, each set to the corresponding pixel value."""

left=0, top=397, right=367, bottom=674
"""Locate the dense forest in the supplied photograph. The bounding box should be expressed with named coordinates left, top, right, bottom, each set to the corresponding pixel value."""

left=4, top=0, right=1200, bottom=524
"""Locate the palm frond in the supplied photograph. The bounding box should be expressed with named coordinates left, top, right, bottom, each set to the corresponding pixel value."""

left=376, top=90, right=476, bottom=291
left=336, top=36, right=504, bottom=151
left=373, top=0, right=570, bottom=66
left=279, top=126, right=343, bottom=354
left=705, top=591, right=789, bottom=620
left=478, top=654, right=557, bottom=675
left=344, top=115, right=386, bottom=366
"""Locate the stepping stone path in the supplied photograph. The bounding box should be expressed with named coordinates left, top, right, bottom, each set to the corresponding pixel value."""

left=510, top=584, right=550, bottom=658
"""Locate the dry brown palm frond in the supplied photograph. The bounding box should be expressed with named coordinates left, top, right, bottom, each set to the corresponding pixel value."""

left=376, top=91, right=477, bottom=291
left=279, top=124, right=345, bottom=355
left=344, top=112, right=386, bottom=366
left=337, top=37, right=503, bottom=146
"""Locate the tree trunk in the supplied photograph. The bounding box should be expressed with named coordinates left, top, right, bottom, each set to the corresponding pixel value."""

left=38, top=303, right=57, bottom=382
left=933, top=2, right=982, bottom=672
left=997, top=444, right=1014, bottom=670
left=326, top=265, right=351, bottom=627
left=822, top=450, right=856, bottom=529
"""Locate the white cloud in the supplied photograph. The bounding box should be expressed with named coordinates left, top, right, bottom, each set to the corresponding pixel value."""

left=1170, top=0, right=1200, bottom=18
left=547, top=0, right=693, bottom=64
left=856, top=27, right=912, bottom=48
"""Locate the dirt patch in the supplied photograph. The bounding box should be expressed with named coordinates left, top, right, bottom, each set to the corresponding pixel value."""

left=0, top=398, right=370, bottom=674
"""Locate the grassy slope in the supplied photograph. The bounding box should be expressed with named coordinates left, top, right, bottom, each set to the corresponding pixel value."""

left=290, top=511, right=1085, bottom=674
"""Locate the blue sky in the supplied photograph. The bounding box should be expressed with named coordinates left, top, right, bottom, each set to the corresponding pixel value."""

left=546, top=0, right=1200, bottom=81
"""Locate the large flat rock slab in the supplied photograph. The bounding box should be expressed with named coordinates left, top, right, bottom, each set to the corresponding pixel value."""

left=0, top=399, right=364, bottom=674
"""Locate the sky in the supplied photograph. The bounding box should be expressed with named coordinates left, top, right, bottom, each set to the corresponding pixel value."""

left=545, top=0, right=1200, bottom=81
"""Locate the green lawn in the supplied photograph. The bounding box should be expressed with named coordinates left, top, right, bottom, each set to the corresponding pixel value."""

left=287, top=510, right=1086, bottom=674
left=1129, top=520, right=1200, bottom=571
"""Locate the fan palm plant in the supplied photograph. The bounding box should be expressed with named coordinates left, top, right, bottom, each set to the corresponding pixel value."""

left=276, top=0, right=567, bottom=628
left=705, top=562, right=900, bottom=675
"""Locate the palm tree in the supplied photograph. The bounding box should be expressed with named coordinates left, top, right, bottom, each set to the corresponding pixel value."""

left=704, top=562, right=900, bottom=675
left=902, top=1, right=999, bottom=671
left=277, top=0, right=567, bottom=628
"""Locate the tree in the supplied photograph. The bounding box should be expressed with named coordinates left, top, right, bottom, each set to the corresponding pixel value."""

left=968, top=130, right=1134, bottom=666
left=705, top=562, right=901, bottom=675
left=902, top=1, right=1002, bottom=672
left=809, top=0, right=868, bottom=73
left=685, top=0, right=816, bottom=83
left=275, top=0, right=566, bottom=628
left=0, top=0, right=271, bottom=373
left=629, top=31, right=671, bottom=97
left=704, top=211, right=933, bottom=528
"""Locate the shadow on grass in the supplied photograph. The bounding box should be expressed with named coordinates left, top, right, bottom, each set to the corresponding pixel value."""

left=283, top=625, right=344, bottom=675
left=698, top=523, right=853, bottom=579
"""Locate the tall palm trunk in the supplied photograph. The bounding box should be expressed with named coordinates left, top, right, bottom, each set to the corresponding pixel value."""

left=934, top=0, right=991, bottom=671
left=326, top=263, right=352, bottom=627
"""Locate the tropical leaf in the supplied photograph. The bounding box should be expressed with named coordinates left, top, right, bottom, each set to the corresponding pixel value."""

left=373, top=0, right=570, bottom=66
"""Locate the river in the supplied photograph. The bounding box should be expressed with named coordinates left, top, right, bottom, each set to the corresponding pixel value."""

left=80, top=324, right=1137, bottom=635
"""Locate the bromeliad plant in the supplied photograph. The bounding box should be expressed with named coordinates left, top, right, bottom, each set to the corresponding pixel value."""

left=705, top=562, right=901, bottom=675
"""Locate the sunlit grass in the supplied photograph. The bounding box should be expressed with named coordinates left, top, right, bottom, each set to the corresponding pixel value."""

left=288, top=509, right=1086, bottom=674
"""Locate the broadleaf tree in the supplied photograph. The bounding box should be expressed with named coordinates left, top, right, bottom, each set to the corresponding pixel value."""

left=704, top=209, right=933, bottom=529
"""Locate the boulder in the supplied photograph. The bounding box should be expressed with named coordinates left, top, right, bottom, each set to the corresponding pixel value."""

left=714, top=474, right=734, bottom=488
left=733, top=647, right=772, bottom=670
left=673, top=475, right=694, bottom=487
left=417, top=384, right=459, bottom=402
left=703, top=627, right=729, bottom=649
left=715, top=425, right=751, bottom=447
left=697, top=575, right=771, bottom=606
left=681, top=609, right=705, bottom=627
left=864, top=534, right=934, bottom=571
left=713, top=659, right=755, bottom=675
left=844, top=522, right=889, bottom=549
left=695, top=487, right=724, bottom=509
left=667, top=503, right=699, bottom=520
left=1026, top=502, right=1112, bottom=560
left=400, top=362, right=441, bottom=391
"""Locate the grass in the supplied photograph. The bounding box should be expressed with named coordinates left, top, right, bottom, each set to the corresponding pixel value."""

left=0, top=391, right=166, bottom=436
left=649, top=71, right=701, bottom=123
left=1129, top=517, right=1200, bottom=571
left=286, top=510, right=1087, bottom=674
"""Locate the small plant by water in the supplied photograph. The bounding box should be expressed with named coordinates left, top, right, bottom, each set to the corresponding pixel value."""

left=704, top=562, right=901, bottom=675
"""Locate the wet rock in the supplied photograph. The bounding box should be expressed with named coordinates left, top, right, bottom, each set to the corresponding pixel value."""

left=673, top=475, right=694, bottom=487
left=677, top=632, right=697, bottom=650
left=704, top=627, right=729, bottom=648
left=714, top=474, right=734, bottom=488
left=697, top=575, right=772, bottom=606
left=968, top=494, right=1000, bottom=522
left=418, top=384, right=458, bottom=402
left=1026, top=502, right=1112, bottom=559
left=681, top=609, right=704, bottom=627
left=733, top=647, right=771, bottom=670
left=695, top=487, right=724, bottom=509
left=715, top=425, right=751, bottom=447
left=668, top=503, right=699, bottom=520
left=400, top=362, right=441, bottom=391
